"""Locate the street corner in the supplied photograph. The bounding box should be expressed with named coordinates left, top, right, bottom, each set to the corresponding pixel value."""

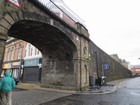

left=74, top=84, right=116, bottom=95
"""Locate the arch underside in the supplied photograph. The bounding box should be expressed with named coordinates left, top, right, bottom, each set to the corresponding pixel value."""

left=8, top=20, right=78, bottom=88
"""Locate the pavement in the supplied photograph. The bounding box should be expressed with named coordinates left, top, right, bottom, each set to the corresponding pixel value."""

left=77, top=78, right=130, bottom=95
left=12, top=78, right=130, bottom=105
left=16, top=78, right=130, bottom=95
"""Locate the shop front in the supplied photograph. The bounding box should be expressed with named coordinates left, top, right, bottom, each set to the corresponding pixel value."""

left=23, top=58, right=41, bottom=82
left=2, top=61, right=22, bottom=84
left=2, top=63, right=12, bottom=77
left=11, top=61, right=23, bottom=80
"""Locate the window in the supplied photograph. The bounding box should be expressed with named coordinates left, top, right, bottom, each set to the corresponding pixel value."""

left=18, top=44, right=22, bottom=59
left=7, top=48, right=11, bottom=61
left=28, top=44, right=31, bottom=56
left=11, top=47, right=15, bottom=60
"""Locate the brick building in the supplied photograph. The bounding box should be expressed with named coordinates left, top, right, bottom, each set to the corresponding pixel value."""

left=2, top=37, right=42, bottom=82
left=131, top=65, right=140, bottom=76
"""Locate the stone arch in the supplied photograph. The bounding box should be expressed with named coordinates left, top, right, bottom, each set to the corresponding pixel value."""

left=0, top=11, right=79, bottom=90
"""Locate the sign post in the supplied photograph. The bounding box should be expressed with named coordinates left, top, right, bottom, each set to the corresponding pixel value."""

left=102, top=64, right=109, bottom=76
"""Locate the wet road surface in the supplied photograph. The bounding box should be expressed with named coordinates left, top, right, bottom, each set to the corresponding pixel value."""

left=41, top=77, right=140, bottom=105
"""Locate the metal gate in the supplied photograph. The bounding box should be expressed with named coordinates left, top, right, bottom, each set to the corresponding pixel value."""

left=23, top=67, right=40, bottom=82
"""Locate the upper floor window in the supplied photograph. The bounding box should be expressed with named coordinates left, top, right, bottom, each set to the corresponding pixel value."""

left=25, top=43, right=42, bottom=58
left=7, top=48, right=11, bottom=61
left=28, top=44, right=31, bottom=56
left=10, top=47, right=15, bottom=60
left=18, top=44, right=22, bottom=59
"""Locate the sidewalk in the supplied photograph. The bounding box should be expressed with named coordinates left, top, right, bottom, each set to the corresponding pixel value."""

left=77, top=78, right=130, bottom=95
left=16, top=78, right=130, bottom=95
left=16, top=82, right=76, bottom=94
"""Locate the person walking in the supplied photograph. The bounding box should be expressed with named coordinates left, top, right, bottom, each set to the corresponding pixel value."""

left=0, top=71, right=16, bottom=105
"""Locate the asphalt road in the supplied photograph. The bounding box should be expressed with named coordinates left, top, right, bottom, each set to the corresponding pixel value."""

left=12, top=89, right=71, bottom=105
left=41, top=77, right=140, bottom=105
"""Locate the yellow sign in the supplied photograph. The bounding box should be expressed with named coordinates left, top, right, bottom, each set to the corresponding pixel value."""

left=2, top=63, right=11, bottom=69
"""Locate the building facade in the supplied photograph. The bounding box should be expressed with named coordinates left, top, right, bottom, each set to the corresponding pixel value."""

left=131, top=65, right=140, bottom=76
left=2, top=37, right=42, bottom=82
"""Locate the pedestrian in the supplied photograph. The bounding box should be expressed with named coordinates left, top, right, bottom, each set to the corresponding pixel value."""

left=0, top=71, right=16, bottom=105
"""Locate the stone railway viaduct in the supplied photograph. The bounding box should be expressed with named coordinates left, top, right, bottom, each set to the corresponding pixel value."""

left=0, top=0, right=131, bottom=90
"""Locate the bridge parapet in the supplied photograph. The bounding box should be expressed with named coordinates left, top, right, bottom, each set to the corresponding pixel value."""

left=37, top=0, right=89, bottom=38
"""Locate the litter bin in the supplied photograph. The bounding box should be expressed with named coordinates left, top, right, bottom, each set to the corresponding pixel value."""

left=89, top=76, right=95, bottom=86
left=95, top=76, right=107, bottom=86
left=95, top=77, right=102, bottom=86
left=101, top=76, right=107, bottom=85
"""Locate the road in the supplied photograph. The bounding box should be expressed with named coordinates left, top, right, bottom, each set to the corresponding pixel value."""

left=12, top=89, right=71, bottom=105
left=41, top=77, right=140, bottom=105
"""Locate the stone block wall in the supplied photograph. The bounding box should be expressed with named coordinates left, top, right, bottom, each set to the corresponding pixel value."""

left=89, top=40, right=132, bottom=82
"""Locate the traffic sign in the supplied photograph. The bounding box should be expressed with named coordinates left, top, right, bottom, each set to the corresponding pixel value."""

left=102, top=64, right=109, bottom=69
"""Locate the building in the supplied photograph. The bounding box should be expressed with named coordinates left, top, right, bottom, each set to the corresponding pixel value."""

left=110, top=54, right=130, bottom=69
left=23, top=42, right=42, bottom=82
left=131, top=65, right=140, bottom=76
left=2, top=37, right=42, bottom=82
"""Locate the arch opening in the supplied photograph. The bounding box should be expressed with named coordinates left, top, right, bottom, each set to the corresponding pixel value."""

left=8, top=20, right=78, bottom=89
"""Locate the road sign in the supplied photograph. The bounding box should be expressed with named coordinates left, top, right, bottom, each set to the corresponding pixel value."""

left=7, top=0, right=20, bottom=8
left=102, top=64, right=109, bottom=69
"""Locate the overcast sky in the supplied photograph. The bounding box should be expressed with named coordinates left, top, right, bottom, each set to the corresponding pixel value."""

left=64, top=0, right=140, bottom=65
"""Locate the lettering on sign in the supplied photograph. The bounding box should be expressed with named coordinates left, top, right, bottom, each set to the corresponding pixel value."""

left=7, top=0, right=20, bottom=8
left=24, top=59, right=40, bottom=67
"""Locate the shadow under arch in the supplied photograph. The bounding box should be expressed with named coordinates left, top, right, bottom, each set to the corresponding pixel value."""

left=8, top=19, right=78, bottom=90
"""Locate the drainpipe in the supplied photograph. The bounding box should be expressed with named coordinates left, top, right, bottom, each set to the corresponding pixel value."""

left=79, top=36, right=82, bottom=91
left=95, top=51, right=99, bottom=78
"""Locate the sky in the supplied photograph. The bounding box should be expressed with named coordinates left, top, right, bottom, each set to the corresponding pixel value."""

left=63, top=0, right=140, bottom=65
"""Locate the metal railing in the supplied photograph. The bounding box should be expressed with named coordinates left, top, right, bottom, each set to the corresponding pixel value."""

left=36, top=0, right=85, bottom=29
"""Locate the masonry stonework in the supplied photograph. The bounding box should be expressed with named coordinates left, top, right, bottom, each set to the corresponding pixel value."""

left=89, top=41, right=132, bottom=82
left=0, top=0, right=90, bottom=90
left=0, top=0, right=131, bottom=91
